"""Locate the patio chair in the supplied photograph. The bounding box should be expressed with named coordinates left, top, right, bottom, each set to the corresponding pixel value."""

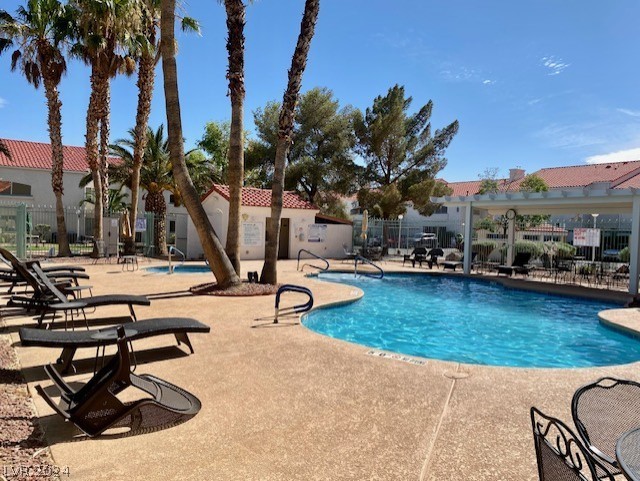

left=20, top=317, right=210, bottom=373
left=36, top=326, right=202, bottom=437
left=9, top=263, right=150, bottom=327
left=426, top=248, right=444, bottom=269
left=442, top=252, right=476, bottom=271
left=571, top=377, right=640, bottom=474
left=403, top=247, right=427, bottom=267
left=530, top=407, right=615, bottom=481
left=343, top=244, right=357, bottom=262
left=0, top=248, right=89, bottom=293
left=497, top=252, right=532, bottom=277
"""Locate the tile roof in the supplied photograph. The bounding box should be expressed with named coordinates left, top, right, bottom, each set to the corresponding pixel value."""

left=445, top=161, right=640, bottom=195
left=203, top=184, right=317, bottom=210
left=534, top=161, right=640, bottom=189
left=0, top=138, right=119, bottom=172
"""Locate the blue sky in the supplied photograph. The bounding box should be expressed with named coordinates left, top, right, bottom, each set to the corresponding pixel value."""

left=1, top=0, right=640, bottom=181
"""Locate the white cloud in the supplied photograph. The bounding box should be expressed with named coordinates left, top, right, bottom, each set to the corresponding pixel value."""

left=617, top=108, right=640, bottom=117
left=528, top=98, right=542, bottom=106
left=534, top=122, right=607, bottom=149
left=541, top=56, right=570, bottom=76
left=0, top=98, right=6, bottom=109
left=482, top=79, right=495, bottom=85
left=585, top=147, right=640, bottom=164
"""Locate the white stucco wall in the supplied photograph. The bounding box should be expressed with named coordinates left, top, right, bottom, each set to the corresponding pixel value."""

left=187, top=193, right=352, bottom=261
left=0, top=166, right=87, bottom=207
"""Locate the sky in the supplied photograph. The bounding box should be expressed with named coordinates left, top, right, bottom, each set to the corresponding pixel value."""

left=1, top=0, right=640, bottom=182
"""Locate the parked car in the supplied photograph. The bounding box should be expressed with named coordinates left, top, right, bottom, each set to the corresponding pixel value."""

left=602, top=249, right=621, bottom=261
left=412, top=233, right=438, bottom=248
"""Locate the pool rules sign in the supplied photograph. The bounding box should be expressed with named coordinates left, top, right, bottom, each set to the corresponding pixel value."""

left=573, top=228, right=601, bottom=247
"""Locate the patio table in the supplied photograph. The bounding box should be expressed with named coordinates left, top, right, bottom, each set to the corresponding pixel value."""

left=617, top=427, right=640, bottom=481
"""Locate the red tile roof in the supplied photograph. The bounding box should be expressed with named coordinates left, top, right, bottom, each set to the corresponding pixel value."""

left=534, top=161, right=640, bottom=189
left=202, top=184, right=317, bottom=210
left=446, top=161, right=640, bottom=195
left=0, top=138, right=119, bottom=172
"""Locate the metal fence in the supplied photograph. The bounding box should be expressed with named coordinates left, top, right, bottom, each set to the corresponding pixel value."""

left=0, top=202, right=189, bottom=259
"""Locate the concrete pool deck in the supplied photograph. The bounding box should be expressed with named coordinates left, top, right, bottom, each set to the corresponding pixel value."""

left=2, top=259, right=640, bottom=480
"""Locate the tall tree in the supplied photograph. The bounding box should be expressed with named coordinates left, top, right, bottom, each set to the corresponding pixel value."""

left=260, top=0, right=320, bottom=285
left=251, top=87, right=360, bottom=208
left=161, top=0, right=240, bottom=288
left=124, top=0, right=198, bottom=254
left=69, top=0, right=139, bottom=253
left=354, top=85, right=458, bottom=219
left=0, top=0, right=73, bottom=256
left=223, top=0, right=246, bottom=275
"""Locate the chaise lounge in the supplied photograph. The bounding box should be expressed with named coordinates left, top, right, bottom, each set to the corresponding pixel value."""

left=9, top=263, right=150, bottom=327
left=36, top=326, right=202, bottom=437
left=497, top=252, right=532, bottom=277
left=20, top=317, right=211, bottom=373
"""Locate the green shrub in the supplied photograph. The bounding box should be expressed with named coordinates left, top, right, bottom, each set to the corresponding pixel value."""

left=552, top=242, right=577, bottom=259
left=501, top=240, right=544, bottom=259
left=620, top=246, right=630, bottom=263
left=472, top=240, right=499, bottom=261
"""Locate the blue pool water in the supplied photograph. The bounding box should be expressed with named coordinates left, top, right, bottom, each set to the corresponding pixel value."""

left=303, top=273, right=640, bottom=368
left=146, top=264, right=210, bottom=274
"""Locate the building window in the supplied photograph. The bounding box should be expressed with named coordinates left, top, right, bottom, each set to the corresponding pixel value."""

left=0, top=181, right=32, bottom=197
left=169, top=194, right=176, bottom=205
left=169, top=220, right=176, bottom=233
left=434, top=205, right=448, bottom=214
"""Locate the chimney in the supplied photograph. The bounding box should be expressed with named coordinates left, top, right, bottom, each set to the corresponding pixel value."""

left=509, top=167, right=525, bottom=182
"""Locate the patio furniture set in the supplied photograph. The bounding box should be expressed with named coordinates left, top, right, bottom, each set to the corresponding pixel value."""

left=531, top=377, right=640, bottom=481
left=0, top=247, right=209, bottom=437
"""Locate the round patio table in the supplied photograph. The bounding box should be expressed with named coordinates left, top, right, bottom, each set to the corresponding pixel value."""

left=617, top=427, right=640, bottom=481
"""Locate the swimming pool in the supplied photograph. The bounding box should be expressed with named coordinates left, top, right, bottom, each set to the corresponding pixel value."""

left=303, top=273, right=640, bottom=368
left=146, top=264, right=210, bottom=274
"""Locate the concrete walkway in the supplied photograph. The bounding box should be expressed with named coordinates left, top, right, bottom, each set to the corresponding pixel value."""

left=3, top=259, right=640, bottom=480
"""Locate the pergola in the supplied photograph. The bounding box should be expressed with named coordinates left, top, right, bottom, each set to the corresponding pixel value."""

left=431, top=187, right=640, bottom=294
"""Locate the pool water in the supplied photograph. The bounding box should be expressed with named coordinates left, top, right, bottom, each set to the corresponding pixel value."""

left=146, top=264, right=210, bottom=274
left=303, top=273, right=640, bottom=368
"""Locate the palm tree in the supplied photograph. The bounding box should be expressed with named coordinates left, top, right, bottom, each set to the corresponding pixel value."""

left=81, top=185, right=129, bottom=214
left=223, top=0, right=246, bottom=275
left=68, top=0, right=139, bottom=254
left=160, top=0, right=240, bottom=288
left=0, top=0, right=73, bottom=256
left=107, top=125, right=214, bottom=256
left=260, top=0, right=320, bottom=285
left=124, top=0, right=198, bottom=254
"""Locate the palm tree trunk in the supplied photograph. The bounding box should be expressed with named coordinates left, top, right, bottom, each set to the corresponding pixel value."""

left=98, top=75, right=111, bottom=213
left=86, top=65, right=104, bottom=253
left=127, top=51, right=155, bottom=255
left=260, top=0, right=320, bottom=285
left=42, top=74, right=71, bottom=257
left=224, top=0, right=246, bottom=276
left=145, top=190, right=167, bottom=256
left=161, top=0, right=240, bottom=288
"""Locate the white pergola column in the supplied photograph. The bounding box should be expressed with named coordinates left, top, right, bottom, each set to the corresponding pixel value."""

left=506, top=217, right=516, bottom=266
left=629, top=196, right=640, bottom=294
left=463, top=202, right=473, bottom=274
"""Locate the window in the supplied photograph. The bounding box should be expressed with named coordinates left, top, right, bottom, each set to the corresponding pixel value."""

left=169, top=220, right=176, bottom=233
left=169, top=194, right=176, bottom=205
left=434, top=205, right=448, bottom=214
left=523, top=234, right=538, bottom=241
left=0, top=181, right=32, bottom=197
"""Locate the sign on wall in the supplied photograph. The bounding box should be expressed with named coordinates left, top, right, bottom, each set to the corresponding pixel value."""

left=307, top=224, right=327, bottom=243
left=243, top=222, right=263, bottom=246
left=135, top=218, right=146, bottom=232
left=573, top=228, right=600, bottom=247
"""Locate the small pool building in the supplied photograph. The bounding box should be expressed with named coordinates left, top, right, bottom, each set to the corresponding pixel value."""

left=186, top=184, right=353, bottom=261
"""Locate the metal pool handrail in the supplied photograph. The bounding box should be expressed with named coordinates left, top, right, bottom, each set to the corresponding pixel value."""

left=355, top=255, right=384, bottom=279
left=274, top=284, right=314, bottom=323
left=168, top=246, right=186, bottom=274
left=297, top=249, right=329, bottom=272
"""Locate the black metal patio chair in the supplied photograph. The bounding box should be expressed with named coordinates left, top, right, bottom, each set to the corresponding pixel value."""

left=530, top=407, right=615, bottom=481
left=571, top=377, right=640, bottom=475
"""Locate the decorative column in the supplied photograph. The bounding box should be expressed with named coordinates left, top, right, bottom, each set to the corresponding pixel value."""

left=629, top=197, right=640, bottom=294
left=507, top=217, right=516, bottom=266
left=463, top=202, right=473, bottom=274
